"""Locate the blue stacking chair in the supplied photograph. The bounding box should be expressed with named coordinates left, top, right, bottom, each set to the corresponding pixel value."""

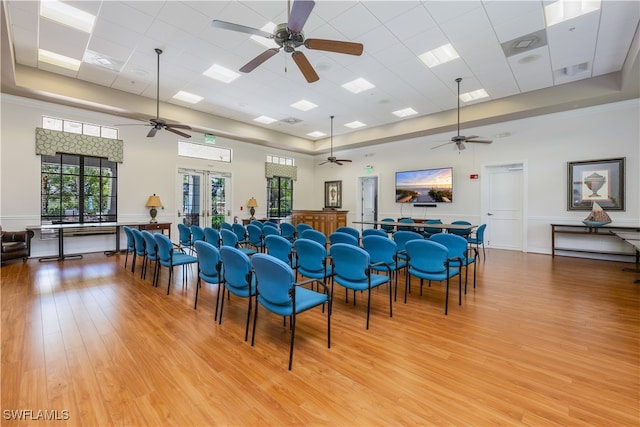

left=231, top=223, right=249, bottom=246
left=194, top=240, right=223, bottom=312
left=221, top=229, right=257, bottom=257
left=203, top=227, right=221, bottom=248
left=404, top=239, right=461, bottom=315
left=280, top=222, right=296, bottom=242
left=251, top=253, right=330, bottom=370
left=449, top=221, right=472, bottom=239
left=154, top=233, right=197, bottom=294
left=293, top=238, right=332, bottom=286
left=191, top=225, right=205, bottom=246
left=301, top=229, right=327, bottom=247
left=141, top=230, right=159, bottom=283
left=246, top=223, right=265, bottom=253
left=380, top=218, right=396, bottom=235
left=362, top=228, right=387, bottom=238
left=397, top=218, right=416, bottom=232
left=362, top=235, right=407, bottom=302
left=335, top=226, right=360, bottom=241
left=262, top=224, right=280, bottom=239
left=421, top=219, right=443, bottom=238
left=122, top=226, right=136, bottom=269
left=265, top=235, right=296, bottom=269
left=219, top=246, right=256, bottom=341
left=264, top=221, right=279, bottom=229
left=392, top=230, right=424, bottom=262
left=220, top=222, right=233, bottom=231
left=329, top=231, right=359, bottom=246
left=177, top=223, right=193, bottom=254
left=330, top=243, right=392, bottom=330
left=296, top=223, right=313, bottom=237
left=250, top=220, right=264, bottom=229
left=130, top=228, right=146, bottom=277
left=467, top=224, right=487, bottom=258
left=431, top=233, right=477, bottom=291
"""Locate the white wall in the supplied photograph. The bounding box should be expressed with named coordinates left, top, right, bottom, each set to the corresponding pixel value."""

left=1, top=94, right=638, bottom=257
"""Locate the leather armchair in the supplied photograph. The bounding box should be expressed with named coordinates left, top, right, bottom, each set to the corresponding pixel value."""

left=1, top=226, right=34, bottom=263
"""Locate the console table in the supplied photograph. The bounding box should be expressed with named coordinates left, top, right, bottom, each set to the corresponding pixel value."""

left=550, top=223, right=640, bottom=261
left=292, top=210, right=348, bottom=237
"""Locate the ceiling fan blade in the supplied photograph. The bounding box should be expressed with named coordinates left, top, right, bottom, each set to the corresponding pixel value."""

left=335, top=161, right=343, bottom=166
left=166, top=127, right=192, bottom=139
left=147, top=127, right=158, bottom=138
left=335, top=159, right=352, bottom=163
left=211, top=20, right=272, bottom=38
left=466, top=138, right=493, bottom=144
left=305, top=39, right=364, bottom=56
left=288, top=0, right=315, bottom=34
left=319, top=160, right=329, bottom=165
left=292, top=51, right=319, bottom=83
left=166, top=123, right=192, bottom=130
left=431, top=141, right=454, bottom=150
left=240, top=48, right=280, bottom=73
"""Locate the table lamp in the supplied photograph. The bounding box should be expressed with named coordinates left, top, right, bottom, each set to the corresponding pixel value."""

left=247, top=197, right=258, bottom=220
left=145, top=194, right=163, bottom=223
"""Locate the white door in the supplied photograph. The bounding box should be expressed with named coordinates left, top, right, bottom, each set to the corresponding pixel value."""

left=483, top=164, right=525, bottom=251
left=177, top=169, right=230, bottom=232
left=358, top=176, right=378, bottom=231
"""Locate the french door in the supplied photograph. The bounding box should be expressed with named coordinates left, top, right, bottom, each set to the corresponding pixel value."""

left=177, top=168, right=230, bottom=231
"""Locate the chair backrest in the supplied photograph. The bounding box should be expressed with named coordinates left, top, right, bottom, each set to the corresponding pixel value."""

left=154, top=233, right=174, bottom=263
left=380, top=218, right=396, bottom=233
left=251, top=254, right=295, bottom=306
left=296, top=223, right=313, bottom=236
left=123, top=226, right=135, bottom=251
left=177, top=223, right=192, bottom=246
left=392, top=230, right=424, bottom=251
left=329, top=231, right=359, bottom=246
left=250, top=220, right=264, bottom=229
left=191, top=225, right=205, bottom=243
left=430, top=233, right=468, bottom=260
left=264, top=221, right=279, bottom=229
left=330, top=243, right=369, bottom=281
left=220, top=229, right=239, bottom=247
left=141, top=230, right=158, bottom=258
left=293, top=238, right=327, bottom=274
left=203, top=227, right=221, bottom=248
left=246, top=224, right=263, bottom=246
left=301, top=229, right=326, bottom=246
left=449, top=220, right=472, bottom=237
left=335, top=226, right=360, bottom=240
left=475, top=224, right=487, bottom=242
left=362, top=228, right=387, bottom=238
left=362, top=235, right=397, bottom=265
left=422, top=219, right=443, bottom=235
left=280, top=222, right=296, bottom=240
left=231, top=223, right=247, bottom=241
left=220, top=222, right=233, bottom=230
left=405, top=239, right=448, bottom=274
left=194, top=240, right=221, bottom=281
left=398, top=218, right=415, bottom=231
left=262, top=224, right=280, bottom=237
left=264, top=235, right=293, bottom=265
left=219, top=246, right=252, bottom=290
left=131, top=228, right=146, bottom=256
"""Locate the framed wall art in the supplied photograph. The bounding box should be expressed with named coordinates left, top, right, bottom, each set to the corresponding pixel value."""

left=324, top=180, right=342, bottom=208
left=567, top=157, right=625, bottom=211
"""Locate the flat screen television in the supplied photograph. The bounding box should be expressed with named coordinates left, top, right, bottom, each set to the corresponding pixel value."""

left=395, top=167, right=453, bottom=203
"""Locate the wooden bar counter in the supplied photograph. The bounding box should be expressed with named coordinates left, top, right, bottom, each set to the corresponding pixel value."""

left=291, top=209, right=348, bottom=237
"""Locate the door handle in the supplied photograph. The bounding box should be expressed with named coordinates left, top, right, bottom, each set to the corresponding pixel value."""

left=487, top=213, right=494, bottom=216
left=177, top=211, right=182, bottom=217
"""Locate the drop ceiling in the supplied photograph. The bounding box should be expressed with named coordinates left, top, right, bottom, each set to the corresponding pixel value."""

left=2, top=0, right=639, bottom=154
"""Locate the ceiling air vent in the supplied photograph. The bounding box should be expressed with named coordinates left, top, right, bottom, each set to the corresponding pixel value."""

left=501, top=29, right=548, bottom=57
left=280, top=117, right=303, bottom=125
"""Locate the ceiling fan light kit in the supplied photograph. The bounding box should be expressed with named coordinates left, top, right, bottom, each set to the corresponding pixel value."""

left=432, top=77, right=493, bottom=151
left=211, top=0, right=363, bottom=83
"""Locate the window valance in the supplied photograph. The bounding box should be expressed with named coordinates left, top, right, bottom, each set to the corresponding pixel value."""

left=265, top=163, right=297, bottom=180
left=35, top=128, right=124, bottom=162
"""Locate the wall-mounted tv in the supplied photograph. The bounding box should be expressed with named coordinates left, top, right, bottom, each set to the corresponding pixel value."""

left=395, top=167, right=453, bottom=203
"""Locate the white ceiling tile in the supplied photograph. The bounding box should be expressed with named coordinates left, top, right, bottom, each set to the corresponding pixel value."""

left=423, top=1, right=483, bottom=24
left=491, top=9, right=546, bottom=43
left=362, top=1, right=423, bottom=23
left=384, top=4, right=437, bottom=40
left=546, top=11, right=600, bottom=70
left=77, top=64, right=118, bottom=87
left=97, top=1, right=156, bottom=34
left=38, top=19, right=90, bottom=60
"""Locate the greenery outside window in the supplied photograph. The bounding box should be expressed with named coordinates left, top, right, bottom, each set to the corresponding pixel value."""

left=41, top=153, right=117, bottom=224
left=267, top=177, right=292, bottom=218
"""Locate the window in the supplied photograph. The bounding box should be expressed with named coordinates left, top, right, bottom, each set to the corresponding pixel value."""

left=41, top=154, right=117, bottom=224
left=43, top=116, right=118, bottom=139
left=178, top=140, right=232, bottom=162
left=267, top=177, right=292, bottom=218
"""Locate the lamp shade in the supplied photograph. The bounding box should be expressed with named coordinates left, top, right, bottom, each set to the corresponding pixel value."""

left=247, top=197, right=258, bottom=208
left=145, top=194, right=163, bottom=207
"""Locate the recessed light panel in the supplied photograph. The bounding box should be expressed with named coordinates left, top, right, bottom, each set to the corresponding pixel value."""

left=307, top=131, right=326, bottom=138
left=342, top=78, right=375, bottom=94
left=40, top=0, right=96, bottom=33
left=173, top=91, right=204, bottom=104
left=344, top=121, right=366, bottom=129
left=392, top=108, right=418, bottom=118
left=545, top=0, right=601, bottom=27
left=459, top=89, right=489, bottom=103
left=254, top=116, right=277, bottom=124
left=418, top=43, right=460, bottom=68
left=38, top=49, right=81, bottom=71
left=203, top=64, right=240, bottom=83
left=291, top=100, right=318, bottom=111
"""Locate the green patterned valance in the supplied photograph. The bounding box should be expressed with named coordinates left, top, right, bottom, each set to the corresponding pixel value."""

left=265, top=163, right=297, bottom=180
left=35, top=128, right=124, bottom=162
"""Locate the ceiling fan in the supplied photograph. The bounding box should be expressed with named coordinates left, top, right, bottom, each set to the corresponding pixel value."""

left=141, top=48, right=192, bottom=138
left=320, top=116, right=351, bottom=166
left=211, top=0, right=364, bottom=83
left=432, top=77, right=493, bottom=151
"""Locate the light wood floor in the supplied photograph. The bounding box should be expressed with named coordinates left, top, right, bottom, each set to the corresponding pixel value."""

left=1, top=249, right=638, bottom=426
